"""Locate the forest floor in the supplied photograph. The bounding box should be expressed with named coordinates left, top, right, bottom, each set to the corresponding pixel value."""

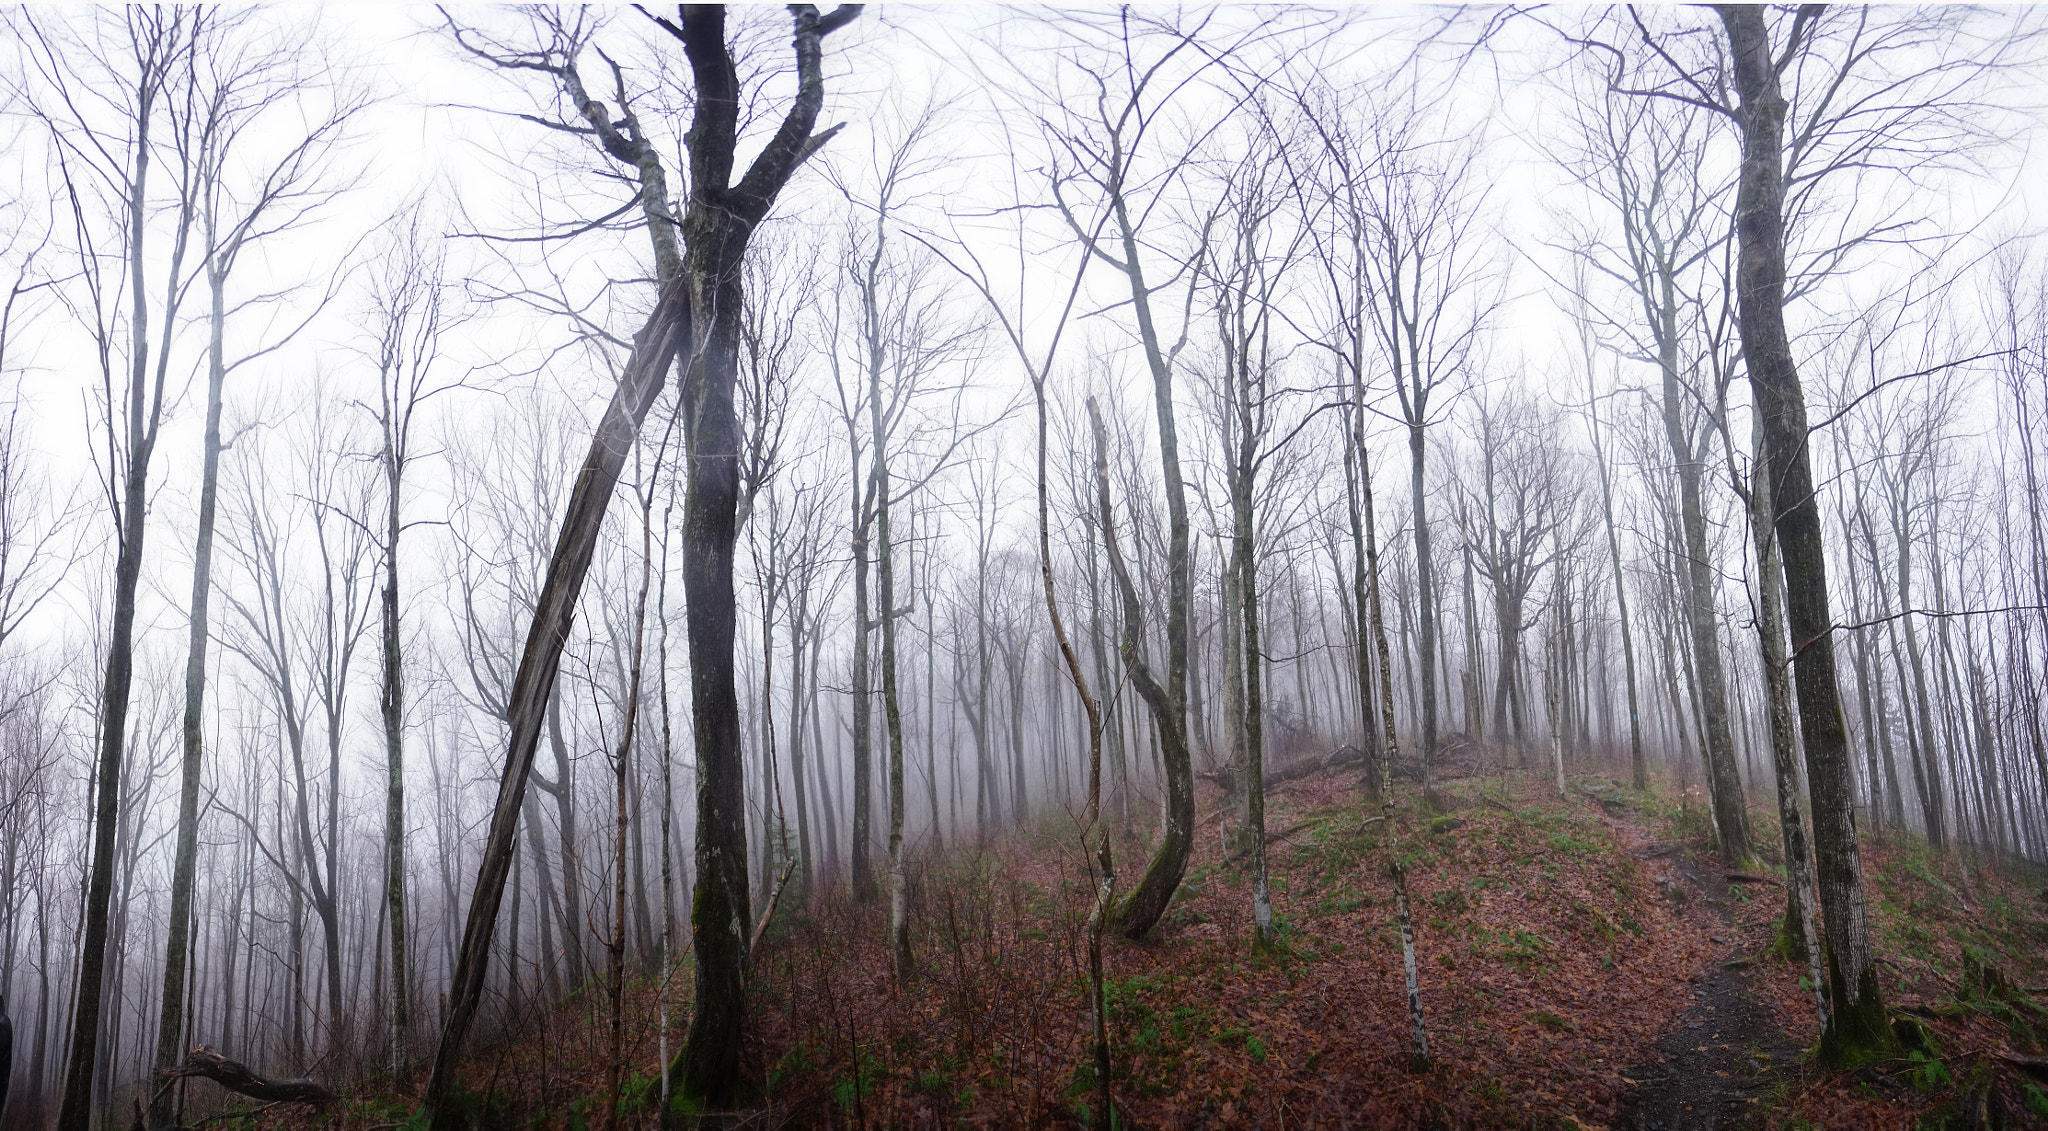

left=203, top=749, right=2047, bottom=1130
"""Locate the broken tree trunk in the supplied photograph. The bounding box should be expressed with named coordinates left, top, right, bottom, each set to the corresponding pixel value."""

left=421, top=281, right=690, bottom=1127
left=157, top=1048, right=336, bottom=1109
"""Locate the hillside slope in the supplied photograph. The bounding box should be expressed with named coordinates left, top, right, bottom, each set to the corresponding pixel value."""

left=209, top=760, right=2047, bottom=1129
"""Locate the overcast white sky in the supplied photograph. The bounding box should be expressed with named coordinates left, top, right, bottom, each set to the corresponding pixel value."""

left=5, top=3, right=2044, bottom=664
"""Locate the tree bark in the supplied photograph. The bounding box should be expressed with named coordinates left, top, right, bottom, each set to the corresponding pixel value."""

left=867, top=237, right=913, bottom=978
left=1410, top=420, right=1444, bottom=809
left=605, top=464, right=657, bottom=1131
left=1662, top=327, right=1751, bottom=862
left=1716, top=2, right=1890, bottom=1064
left=1089, top=398, right=1194, bottom=938
left=1092, top=139, right=1196, bottom=940
left=670, top=4, right=861, bottom=1106
left=1890, top=490, right=1949, bottom=847
left=158, top=1047, right=336, bottom=1109
left=848, top=438, right=877, bottom=899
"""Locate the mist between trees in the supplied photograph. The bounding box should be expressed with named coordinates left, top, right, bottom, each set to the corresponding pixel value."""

left=0, top=4, right=2045, bottom=1127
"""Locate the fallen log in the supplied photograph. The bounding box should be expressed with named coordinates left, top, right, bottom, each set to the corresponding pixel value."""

left=1200, top=745, right=1369, bottom=795
left=1998, top=1052, right=2048, bottom=1080
left=157, top=1047, right=336, bottom=1108
left=1221, top=817, right=1334, bottom=865
left=1723, top=871, right=1784, bottom=887
left=1894, top=1002, right=1971, bottom=1021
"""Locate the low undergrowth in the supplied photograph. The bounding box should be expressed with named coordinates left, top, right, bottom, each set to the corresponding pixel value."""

left=234, top=761, right=2047, bottom=1129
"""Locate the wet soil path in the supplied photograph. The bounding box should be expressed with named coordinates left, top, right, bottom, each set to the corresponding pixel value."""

left=1605, top=816, right=1806, bottom=1130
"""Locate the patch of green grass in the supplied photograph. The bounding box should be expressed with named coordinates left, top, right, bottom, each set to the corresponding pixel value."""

left=1313, top=887, right=1365, bottom=915
left=1530, top=1010, right=1577, bottom=1033
left=1547, top=830, right=1598, bottom=857
left=1494, top=928, right=1555, bottom=970
left=1102, top=972, right=1218, bottom=1097
left=832, top=1053, right=885, bottom=1112
left=914, top=1070, right=951, bottom=1096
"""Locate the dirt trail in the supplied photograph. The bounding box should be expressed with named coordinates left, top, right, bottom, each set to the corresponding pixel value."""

left=1606, top=818, right=1806, bottom=1130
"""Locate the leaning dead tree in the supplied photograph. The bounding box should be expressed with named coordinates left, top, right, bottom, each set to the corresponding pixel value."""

left=426, top=4, right=860, bottom=1120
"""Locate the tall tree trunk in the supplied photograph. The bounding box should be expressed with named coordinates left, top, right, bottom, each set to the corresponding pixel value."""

left=966, top=518, right=995, bottom=842
left=869, top=258, right=913, bottom=979
left=789, top=583, right=814, bottom=897
left=1089, top=399, right=1193, bottom=938
left=1892, top=499, right=1949, bottom=848
left=1836, top=455, right=1889, bottom=837
left=150, top=229, right=229, bottom=1131
left=1717, top=2, right=1890, bottom=1063
left=672, top=6, right=861, bottom=1106
left=1589, top=370, right=1647, bottom=789
left=420, top=280, right=689, bottom=1129
left=1410, top=420, right=1444, bottom=809
left=381, top=386, right=411, bottom=1075
left=1663, top=350, right=1750, bottom=861
left=1745, top=423, right=1828, bottom=1028
left=656, top=487, right=678, bottom=1110
left=57, top=19, right=190, bottom=1122
left=1233, top=451, right=1273, bottom=948
left=1363, top=442, right=1402, bottom=794
left=1342, top=408, right=1383, bottom=785
left=1100, top=171, right=1196, bottom=941
left=848, top=463, right=877, bottom=899
left=605, top=468, right=656, bottom=1131
left=541, top=691, right=588, bottom=988
left=923, top=546, right=943, bottom=852
left=1221, top=549, right=1247, bottom=796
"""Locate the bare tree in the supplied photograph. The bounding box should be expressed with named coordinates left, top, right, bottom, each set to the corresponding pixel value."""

left=1022, top=9, right=1249, bottom=937
left=826, top=104, right=989, bottom=969
left=1352, top=86, right=1500, bottom=810
left=1452, top=393, right=1584, bottom=764
left=1293, top=78, right=1402, bottom=794
left=149, top=18, right=364, bottom=1122
left=9, top=12, right=207, bottom=1125
left=357, top=204, right=459, bottom=1071
left=1546, top=56, right=1751, bottom=859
